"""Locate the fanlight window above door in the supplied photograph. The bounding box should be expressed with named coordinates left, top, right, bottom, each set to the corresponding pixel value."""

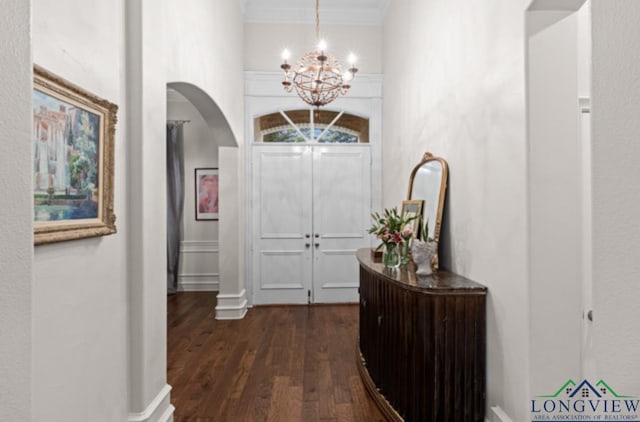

left=254, top=109, right=369, bottom=144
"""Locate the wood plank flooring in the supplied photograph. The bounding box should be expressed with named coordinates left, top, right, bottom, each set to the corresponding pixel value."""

left=167, top=292, right=386, bottom=422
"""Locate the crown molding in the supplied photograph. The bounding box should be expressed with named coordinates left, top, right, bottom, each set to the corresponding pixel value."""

left=243, top=0, right=390, bottom=26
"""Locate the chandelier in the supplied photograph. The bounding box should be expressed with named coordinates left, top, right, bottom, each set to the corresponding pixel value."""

left=280, top=0, right=358, bottom=107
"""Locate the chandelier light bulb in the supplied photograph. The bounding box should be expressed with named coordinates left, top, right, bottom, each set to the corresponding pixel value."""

left=281, top=48, right=291, bottom=62
left=348, top=53, right=357, bottom=66
left=317, top=39, right=327, bottom=52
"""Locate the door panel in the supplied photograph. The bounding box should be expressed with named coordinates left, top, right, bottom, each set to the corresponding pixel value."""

left=312, top=147, right=371, bottom=303
left=252, top=146, right=312, bottom=304
left=252, top=145, right=371, bottom=304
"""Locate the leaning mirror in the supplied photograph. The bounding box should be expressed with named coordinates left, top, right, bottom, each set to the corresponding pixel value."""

left=407, top=152, right=448, bottom=268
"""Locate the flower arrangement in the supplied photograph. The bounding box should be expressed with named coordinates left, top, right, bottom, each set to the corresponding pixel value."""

left=369, top=207, right=418, bottom=268
left=368, top=207, right=417, bottom=247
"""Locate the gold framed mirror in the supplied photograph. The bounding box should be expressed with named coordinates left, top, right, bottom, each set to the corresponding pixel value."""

left=407, top=152, right=448, bottom=266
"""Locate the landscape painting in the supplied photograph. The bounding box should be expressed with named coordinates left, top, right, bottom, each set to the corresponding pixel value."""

left=33, top=89, right=100, bottom=221
left=33, top=65, right=118, bottom=245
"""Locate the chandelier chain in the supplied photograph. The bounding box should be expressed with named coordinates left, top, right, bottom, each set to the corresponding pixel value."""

left=315, top=0, right=320, bottom=42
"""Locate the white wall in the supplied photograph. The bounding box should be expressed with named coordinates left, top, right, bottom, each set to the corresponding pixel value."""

left=244, top=22, right=383, bottom=73
left=166, top=1, right=244, bottom=145
left=165, top=0, right=246, bottom=320
left=527, top=9, right=583, bottom=395
left=216, top=146, right=247, bottom=319
left=591, top=0, right=640, bottom=395
left=167, top=94, right=220, bottom=292
left=167, top=96, right=219, bottom=242
left=0, top=1, right=32, bottom=420
left=126, top=0, right=171, bottom=417
left=577, top=3, right=592, bottom=98
left=383, top=0, right=530, bottom=420
left=32, top=1, right=129, bottom=420
left=26, top=0, right=245, bottom=420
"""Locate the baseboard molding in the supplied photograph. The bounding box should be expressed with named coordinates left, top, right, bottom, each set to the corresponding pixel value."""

left=489, top=406, right=513, bottom=422
left=215, top=289, right=248, bottom=320
left=178, top=273, right=219, bottom=292
left=128, top=384, right=174, bottom=422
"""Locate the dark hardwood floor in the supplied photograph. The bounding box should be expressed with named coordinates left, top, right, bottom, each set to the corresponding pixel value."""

left=167, top=292, right=386, bottom=422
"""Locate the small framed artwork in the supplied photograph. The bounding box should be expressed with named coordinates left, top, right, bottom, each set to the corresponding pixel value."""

left=33, top=65, right=118, bottom=245
left=400, top=199, right=424, bottom=238
left=195, top=168, right=219, bottom=220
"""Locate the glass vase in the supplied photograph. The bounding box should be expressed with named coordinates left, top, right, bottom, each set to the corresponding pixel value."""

left=399, top=241, right=410, bottom=265
left=383, top=243, right=401, bottom=269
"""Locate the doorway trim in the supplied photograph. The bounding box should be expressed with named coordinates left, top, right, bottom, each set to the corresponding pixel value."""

left=244, top=71, right=383, bottom=306
left=525, top=0, right=590, bottom=397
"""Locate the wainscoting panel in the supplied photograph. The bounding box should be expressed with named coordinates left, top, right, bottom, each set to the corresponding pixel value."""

left=179, top=240, right=219, bottom=291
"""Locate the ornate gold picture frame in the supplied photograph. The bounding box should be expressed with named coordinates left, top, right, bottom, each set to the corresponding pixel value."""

left=33, top=65, right=117, bottom=245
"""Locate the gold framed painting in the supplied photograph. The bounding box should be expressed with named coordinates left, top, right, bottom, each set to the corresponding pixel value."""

left=32, top=65, right=118, bottom=245
left=400, top=199, right=424, bottom=238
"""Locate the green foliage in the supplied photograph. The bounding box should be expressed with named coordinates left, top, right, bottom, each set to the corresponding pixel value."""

left=71, top=155, right=90, bottom=191
left=420, top=219, right=435, bottom=243
left=318, top=129, right=357, bottom=143
left=264, top=128, right=305, bottom=143
left=369, top=207, right=418, bottom=247
left=264, top=127, right=358, bottom=143
left=75, top=111, right=97, bottom=158
left=67, top=110, right=99, bottom=193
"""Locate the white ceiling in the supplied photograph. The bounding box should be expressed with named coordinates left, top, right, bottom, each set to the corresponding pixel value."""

left=242, top=0, right=390, bottom=25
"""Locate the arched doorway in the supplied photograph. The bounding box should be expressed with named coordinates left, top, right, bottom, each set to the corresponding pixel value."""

left=166, top=81, right=246, bottom=320
left=166, top=87, right=221, bottom=293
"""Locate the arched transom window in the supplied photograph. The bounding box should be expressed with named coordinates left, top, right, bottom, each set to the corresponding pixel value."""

left=254, top=109, right=369, bottom=143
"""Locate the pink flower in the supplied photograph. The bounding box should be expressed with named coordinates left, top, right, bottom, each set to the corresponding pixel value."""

left=391, top=232, right=403, bottom=244
left=402, top=229, right=413, bottom=239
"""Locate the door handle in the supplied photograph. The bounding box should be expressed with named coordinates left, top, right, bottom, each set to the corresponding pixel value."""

left=315, top=243, right=320, bottom=248
left=305, top=243, right=311, bottom=248
left=305, top=234, right=310, bottom=238
left=314, top=233, right=320, bottom=238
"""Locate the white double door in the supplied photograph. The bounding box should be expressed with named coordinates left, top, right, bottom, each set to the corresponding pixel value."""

left=252, top=145, right=371, bottom=304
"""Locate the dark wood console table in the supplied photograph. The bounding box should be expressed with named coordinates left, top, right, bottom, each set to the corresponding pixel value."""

left=356, top=248, right=487, bottom=422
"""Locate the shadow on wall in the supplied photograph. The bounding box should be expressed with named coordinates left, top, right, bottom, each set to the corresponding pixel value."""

left=167, top=82, right=238, bottom=147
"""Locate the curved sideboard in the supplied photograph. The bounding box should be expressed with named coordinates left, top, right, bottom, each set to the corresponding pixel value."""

left=356, top=248, right=487, bottom=422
